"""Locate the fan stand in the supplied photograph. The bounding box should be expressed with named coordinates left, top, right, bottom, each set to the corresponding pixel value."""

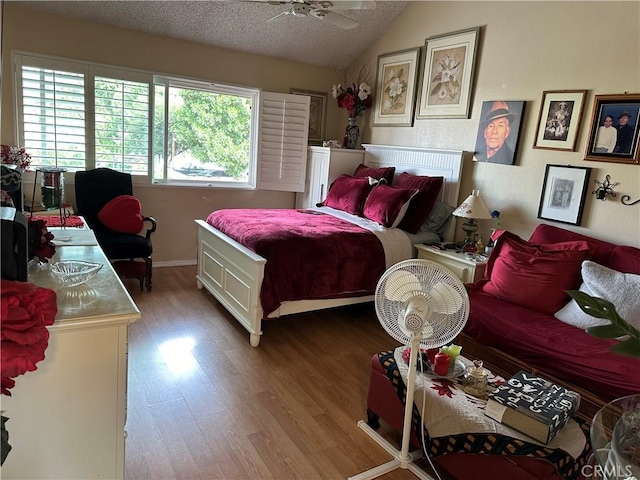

left=348, top=335, right=436, bottom=480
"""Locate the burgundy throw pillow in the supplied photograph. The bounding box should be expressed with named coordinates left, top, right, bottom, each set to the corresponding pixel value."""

left=98, top=195, right=144, bottom=234
left=394, top=173, right=444, bottom=234
left=477, top=230, right=591, bottom=314
left=362, top=184, right=418, bottom=228
left=322, top=175, right=373, bottom=215
left=353, top=163, right=395, bottom=185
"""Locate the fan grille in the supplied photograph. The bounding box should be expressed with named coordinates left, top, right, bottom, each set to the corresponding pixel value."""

left=375, top=259, right=469, bottom=349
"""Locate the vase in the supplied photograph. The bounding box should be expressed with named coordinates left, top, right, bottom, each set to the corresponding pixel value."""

left=343, top=117, right=360, bottom=149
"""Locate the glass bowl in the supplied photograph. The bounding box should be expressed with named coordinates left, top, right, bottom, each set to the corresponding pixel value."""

left=50, top=261, right=103, bottom=287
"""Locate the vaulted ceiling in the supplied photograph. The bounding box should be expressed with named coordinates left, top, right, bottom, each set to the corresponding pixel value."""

left=18, top=0, right=411, bottom=69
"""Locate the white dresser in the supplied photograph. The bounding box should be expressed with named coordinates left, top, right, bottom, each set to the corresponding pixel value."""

left=1, top=231, right=140, bottom=479
left=295, top=146, right=365, bottom=208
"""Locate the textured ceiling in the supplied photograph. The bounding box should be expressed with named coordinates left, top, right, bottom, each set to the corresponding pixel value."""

left=19, top=0, right=411, bottom=69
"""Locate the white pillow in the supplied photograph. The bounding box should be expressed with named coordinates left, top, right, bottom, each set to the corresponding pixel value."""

left=554, top=260, right=640, bottom=331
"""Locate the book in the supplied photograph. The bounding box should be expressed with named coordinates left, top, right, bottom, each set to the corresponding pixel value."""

left=485, top=371, right=581, bottom=444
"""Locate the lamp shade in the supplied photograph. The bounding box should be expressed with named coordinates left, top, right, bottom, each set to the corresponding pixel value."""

left=452, top=190, right=492, bottom=220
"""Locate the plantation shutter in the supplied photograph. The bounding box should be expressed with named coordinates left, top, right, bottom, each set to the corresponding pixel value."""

left=17, top=56, right=87, bottom=170
left=93, top=73, right=150, bottom=176
left=258, top=91, right=310, bottom=192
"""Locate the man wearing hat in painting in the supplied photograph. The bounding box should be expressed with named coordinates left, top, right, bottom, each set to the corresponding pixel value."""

left=476, top=101, right=518, bottom=164
left=614, top=111, right=634, bottom=154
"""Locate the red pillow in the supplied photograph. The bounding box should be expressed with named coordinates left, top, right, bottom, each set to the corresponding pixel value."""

left=353, top=163, right=395, bottom=185
left=98, top=195, right=144, bottom=234
left=362, top=184, right=418, bottom=228
left=322, top=175, right=373, bottom=215
left=394, top=173, right=444, bottom=234
left=476, top=230, right=591, bottom=314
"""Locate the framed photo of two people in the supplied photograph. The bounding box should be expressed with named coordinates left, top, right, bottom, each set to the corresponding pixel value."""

left=584, top=93, right=640, bottom=165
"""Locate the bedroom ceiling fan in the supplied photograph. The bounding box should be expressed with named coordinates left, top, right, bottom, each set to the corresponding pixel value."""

left=349, top=259, right=470, bottom=480
left=244, top=0, right=376, bottom=29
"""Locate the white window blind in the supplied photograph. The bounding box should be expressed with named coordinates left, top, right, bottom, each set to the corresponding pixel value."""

left=94, top=76, right=150, bottom=175
left=258, top=91, right=310, bottom=192
left=20, top=64, right=86, bottom=169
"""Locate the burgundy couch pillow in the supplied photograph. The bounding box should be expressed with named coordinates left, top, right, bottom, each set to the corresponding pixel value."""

left=394, top=173, right=444, bottom=234
left=528, top=223, right=615, bottom=266
left=362, top=184, right=418, bottom=228
left=322, top=174, right=373, bottom=215
left=353, top=163, right=395, bottom=185
left=98, top=195, right=144, bottom=234
left=476, top=230, right=591, bottom=314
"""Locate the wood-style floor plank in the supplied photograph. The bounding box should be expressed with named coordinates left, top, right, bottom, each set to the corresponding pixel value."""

left=124, top=266, right=444, bottom=480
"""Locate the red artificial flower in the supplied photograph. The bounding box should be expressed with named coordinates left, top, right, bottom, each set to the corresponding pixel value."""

left=1, top=280, right=57, bottom=395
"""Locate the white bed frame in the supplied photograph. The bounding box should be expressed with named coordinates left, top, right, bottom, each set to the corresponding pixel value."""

left=195, top=144, right=465, bottom=346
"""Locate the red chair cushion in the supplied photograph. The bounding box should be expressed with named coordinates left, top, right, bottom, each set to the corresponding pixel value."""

left=97, top=195, right=144, bottom=234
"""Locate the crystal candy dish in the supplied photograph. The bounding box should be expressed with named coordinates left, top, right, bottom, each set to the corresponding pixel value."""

left=50, top=260, right=103, bottom=287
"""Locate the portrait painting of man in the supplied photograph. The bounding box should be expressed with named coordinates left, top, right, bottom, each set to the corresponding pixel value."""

left=474, top=100, right=526, bottom=165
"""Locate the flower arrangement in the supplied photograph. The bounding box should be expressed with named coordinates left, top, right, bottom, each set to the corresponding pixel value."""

left=1, top=145, right=32, bottom=171
left=331, top=64, right=373, bottom=118
left=28, top=218, right=56, bottom=263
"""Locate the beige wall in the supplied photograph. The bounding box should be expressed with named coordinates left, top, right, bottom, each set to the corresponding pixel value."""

left=358, top=1, right=640, bottom=247
left=0, top=4, right=347, bottom=264
left=2, top=2, right=639, bottom=265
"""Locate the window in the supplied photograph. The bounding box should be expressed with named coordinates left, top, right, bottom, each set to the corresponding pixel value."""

left=15, top=53, right=309, bottom=191
left=152, top=77, right=258, bottom=188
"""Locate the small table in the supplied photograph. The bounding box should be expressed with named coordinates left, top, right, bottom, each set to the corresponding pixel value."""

left=414, top=243, right=487, bottom=283
left=590, top=394, right=640, bottom=479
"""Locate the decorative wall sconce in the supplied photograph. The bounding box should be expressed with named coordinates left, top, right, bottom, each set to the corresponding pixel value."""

left=621, top=194, right=640, bottom=206
left=592, top=175, right=619, bottom=201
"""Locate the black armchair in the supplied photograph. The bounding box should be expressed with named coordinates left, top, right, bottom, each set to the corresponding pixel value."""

left=74, top=168, right=156, bottom=291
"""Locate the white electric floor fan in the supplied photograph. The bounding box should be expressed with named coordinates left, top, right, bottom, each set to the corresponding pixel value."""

left=349, top=259, right=470, bottom=480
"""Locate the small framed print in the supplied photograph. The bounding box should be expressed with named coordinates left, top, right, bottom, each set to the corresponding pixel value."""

left=290, top=88, right=327, bottom=145
left=533, top=90, right=587, bottom=152
left=584, top=93, right=640, bottom=164
left=372, top=47, right=421, bottom=127
left=416, top=27, right=480, bottom=119
left=538, top=164, right=592, bottom=226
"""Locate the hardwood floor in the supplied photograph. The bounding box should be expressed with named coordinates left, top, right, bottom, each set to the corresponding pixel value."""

left=123, top=266, right=435, bottom=480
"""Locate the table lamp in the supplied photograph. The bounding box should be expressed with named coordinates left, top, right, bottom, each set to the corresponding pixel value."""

left=452, top=190, right=492, bottom=251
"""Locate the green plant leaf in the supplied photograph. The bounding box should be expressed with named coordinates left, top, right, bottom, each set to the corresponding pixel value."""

left=566, top=291, right=625, bottom=322
left=609, top=337, right=640, bottom=357
left=586, top=323, right=628, bottom=339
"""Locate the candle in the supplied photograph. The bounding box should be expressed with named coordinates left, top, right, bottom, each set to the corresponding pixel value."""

left=433, top=353, right=450, bottom=376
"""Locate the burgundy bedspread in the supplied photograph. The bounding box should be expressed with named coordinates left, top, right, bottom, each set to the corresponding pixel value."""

left=206, top=209, right=385, bottom=317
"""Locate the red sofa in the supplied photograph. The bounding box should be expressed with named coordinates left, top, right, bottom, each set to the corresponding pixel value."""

left=365, top=224, right=640, bottom=480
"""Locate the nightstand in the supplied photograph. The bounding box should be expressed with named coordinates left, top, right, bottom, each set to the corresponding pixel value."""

left=414, top=243, right=487, bottom=283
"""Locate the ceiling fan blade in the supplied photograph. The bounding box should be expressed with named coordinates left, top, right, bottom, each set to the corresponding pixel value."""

left=311, top=9, right=359, bottom=29
left=315, top=0, right=376, bottom=10
left=266, top=10, right=290, bottom=23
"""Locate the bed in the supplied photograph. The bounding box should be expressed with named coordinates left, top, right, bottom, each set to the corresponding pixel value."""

left=195, top=144, right=466, bottom=346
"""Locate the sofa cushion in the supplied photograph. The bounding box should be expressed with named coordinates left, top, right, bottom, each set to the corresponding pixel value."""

left=555, top=260, right=640, bottom=330
left=608, top=245, right=640, bottom=274
left=477, top=230, right=590, bottom=314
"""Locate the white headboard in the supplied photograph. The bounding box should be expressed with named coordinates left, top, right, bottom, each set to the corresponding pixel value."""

left=362, top=144, right=465, bottom=241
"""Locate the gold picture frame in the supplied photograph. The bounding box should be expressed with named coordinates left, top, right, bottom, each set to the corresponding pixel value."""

left=533, top=90, right=587, bottom=152
left=416, top=27, right=480, bottom=119
left=290, top=88, right=327, bottom=145
left=372, top=47, right=421, bottom=127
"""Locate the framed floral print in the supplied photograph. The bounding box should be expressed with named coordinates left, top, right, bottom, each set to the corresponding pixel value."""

left=290, top=88, right=327, bottom=145
left=416, top=27, right=480, bottom=119
left=372, top=47, right=421, bottom=127
left=584, top=93, right=640, bottom=164
left=533, top=90, right=587, bottom=152
left=538, top=164, right=591, bottom=226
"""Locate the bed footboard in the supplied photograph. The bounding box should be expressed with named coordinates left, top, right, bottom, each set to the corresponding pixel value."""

left=195, top=219, right=266, bottom=346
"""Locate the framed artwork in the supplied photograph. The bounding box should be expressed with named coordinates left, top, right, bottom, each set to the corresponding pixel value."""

left=372, top=47, right=421, bottom=127
left=584, top=93, right=640, bottom=164
left=290, top=88, right=327, bottom=145
left=416, top=27, right=480, bottom=119
left=533, top=90, right=587, bottom=152
left=538, top=164, right=592, bottom=226
left=473, top=100, right=526, bottom=165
